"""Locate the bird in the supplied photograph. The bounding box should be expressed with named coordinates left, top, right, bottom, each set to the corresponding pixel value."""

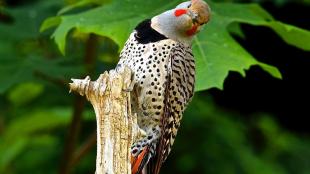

left=115, top=0, right=211, bottom=173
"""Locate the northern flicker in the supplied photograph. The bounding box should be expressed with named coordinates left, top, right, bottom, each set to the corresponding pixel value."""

left=115, top=1, right=211, bottom=173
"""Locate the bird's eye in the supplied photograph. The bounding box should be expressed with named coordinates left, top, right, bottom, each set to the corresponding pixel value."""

left=187, top=4, right=191, bottom=8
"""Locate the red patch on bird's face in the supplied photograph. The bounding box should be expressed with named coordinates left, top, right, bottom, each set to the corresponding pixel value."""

left=186, top=25, right=198, bottom=36
left=174, top=9, right=187, bottom=17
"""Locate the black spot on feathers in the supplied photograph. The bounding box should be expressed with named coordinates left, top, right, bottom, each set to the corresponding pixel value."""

left=134, top=19, right=168, bottom=44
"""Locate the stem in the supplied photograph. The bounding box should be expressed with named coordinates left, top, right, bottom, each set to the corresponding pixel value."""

left=84, top=34, right=98, bottom=75
left=59, top=34, right=98, bottom=174
left=59, top=95, right=85, bottom=174
left=34, top=71, right=67, bottom=88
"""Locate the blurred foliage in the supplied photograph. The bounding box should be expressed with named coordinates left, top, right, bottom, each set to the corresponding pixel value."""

left=164, top=95, right=310, bottom=174
left=0, top=0, right=309, bottom=174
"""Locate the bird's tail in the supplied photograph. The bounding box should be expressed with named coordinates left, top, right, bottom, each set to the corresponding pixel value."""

left=131, top=146, right=151, bottom=174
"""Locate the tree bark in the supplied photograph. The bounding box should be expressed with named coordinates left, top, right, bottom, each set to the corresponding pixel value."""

left=69, top=67, right=144, bottom=174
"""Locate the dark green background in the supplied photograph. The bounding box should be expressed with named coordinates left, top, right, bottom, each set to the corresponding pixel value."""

left=0, top=0, right=309, bottom=174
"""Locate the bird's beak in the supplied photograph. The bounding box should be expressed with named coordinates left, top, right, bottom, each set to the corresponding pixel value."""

left=188, top=0, right=211, bottom=26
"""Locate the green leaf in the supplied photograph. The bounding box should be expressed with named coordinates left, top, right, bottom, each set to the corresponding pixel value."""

left=8, top=82, right=44, bottom=106
left=40, top=16, right=61, bottom=32
left=258, top=62, right=282, bottom=79
left=58, top=0, right=107, bottom=15
left=267, top=21, right=310, bottom=51
left=228, top=22, right=246, bottom=39
left=194, top=2, right=308, bottom=90
left=42, top=0, right=310, bottom=90
left=213, top=3, right=310, bottom=51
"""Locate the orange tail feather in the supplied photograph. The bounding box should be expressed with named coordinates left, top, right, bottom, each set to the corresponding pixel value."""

left=131, top=147, right=150, bottom=174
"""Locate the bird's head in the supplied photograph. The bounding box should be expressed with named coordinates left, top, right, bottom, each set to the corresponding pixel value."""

left=151, top=0, right=211, bottom=44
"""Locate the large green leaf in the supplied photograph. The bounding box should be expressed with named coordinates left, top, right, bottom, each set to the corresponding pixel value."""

left=41, top=0, right=310, bottom=90
left=58, top=0, right=107, bottom=15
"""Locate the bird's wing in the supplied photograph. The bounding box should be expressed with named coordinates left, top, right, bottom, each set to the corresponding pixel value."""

left=149, top=45, right=195, bottom=174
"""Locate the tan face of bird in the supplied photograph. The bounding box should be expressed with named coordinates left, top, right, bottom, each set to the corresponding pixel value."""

left=174, top=0, right=211, bottom=36
left=151, top=0, right=211, bottom=44
left=190, top=0, right=211, bottom=25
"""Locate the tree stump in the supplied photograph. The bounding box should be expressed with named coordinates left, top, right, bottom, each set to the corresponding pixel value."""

left=69, top=67, right=144, bottom=174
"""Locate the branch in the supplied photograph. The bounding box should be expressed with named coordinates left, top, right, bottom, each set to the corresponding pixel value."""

left=59, top=95, right=85, bottom=174
left=34, top=70, right=67, bottom=88
left=69, top=67, right=144, bottom=174
left=59, top=34, right=98, bottom=174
